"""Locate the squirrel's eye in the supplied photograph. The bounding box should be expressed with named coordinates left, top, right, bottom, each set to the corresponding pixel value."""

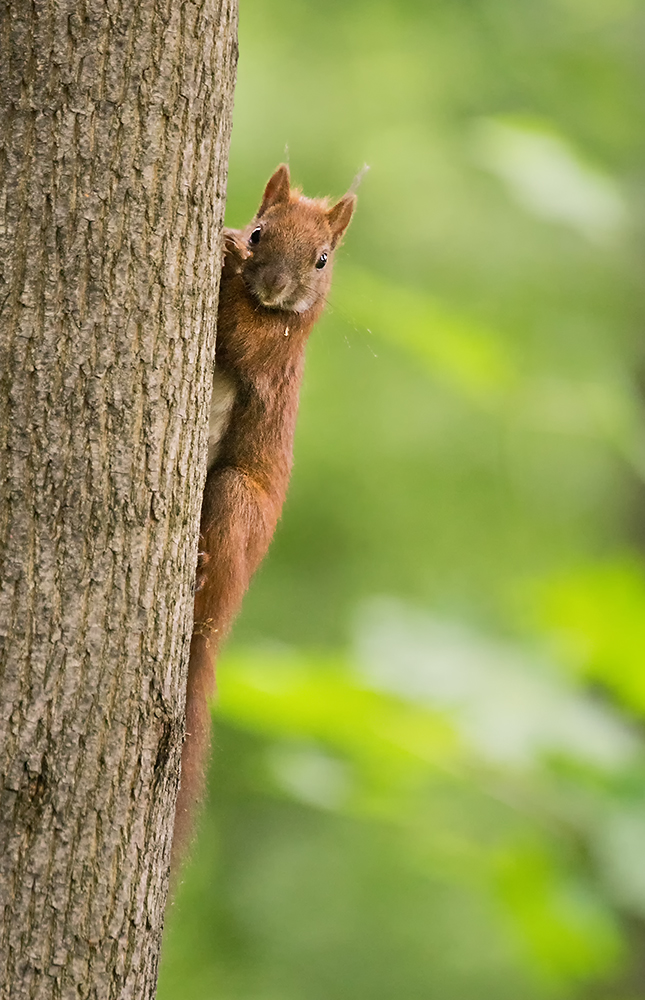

left=315, top=252, right=328, bottom=269
left=249, top=227, right=261, bottom=245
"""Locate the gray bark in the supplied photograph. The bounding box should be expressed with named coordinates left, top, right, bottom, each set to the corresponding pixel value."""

left=0, top=0, right=237, bottom=996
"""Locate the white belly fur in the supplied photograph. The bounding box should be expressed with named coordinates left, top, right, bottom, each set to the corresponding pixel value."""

left=207, top=367, right=236, bottom=469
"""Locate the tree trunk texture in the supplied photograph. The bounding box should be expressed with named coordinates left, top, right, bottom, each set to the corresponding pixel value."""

left=0, top=0, right=237, bottom=996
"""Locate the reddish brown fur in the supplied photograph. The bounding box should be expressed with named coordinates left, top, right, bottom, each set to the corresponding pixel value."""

left=171, top=166, right=355, bottom=868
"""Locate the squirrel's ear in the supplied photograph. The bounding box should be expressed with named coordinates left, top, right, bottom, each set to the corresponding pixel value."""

left=258, top=164, right=291, bottom=216
left=327, top=193, right=356, bottom=248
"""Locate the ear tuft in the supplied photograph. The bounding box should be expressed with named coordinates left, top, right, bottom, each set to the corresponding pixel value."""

left=327, top=193, right=357, bottom=248
left=258, top=164, right=291, bottom=216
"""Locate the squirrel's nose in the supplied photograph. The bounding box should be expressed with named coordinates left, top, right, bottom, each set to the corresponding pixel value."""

left=259, top=269, right=292, bottom=305
left=264, top=271, right=289, bottom=296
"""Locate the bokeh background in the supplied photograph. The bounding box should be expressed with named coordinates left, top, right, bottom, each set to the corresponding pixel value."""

left=159, top=1, right=645, bottom=996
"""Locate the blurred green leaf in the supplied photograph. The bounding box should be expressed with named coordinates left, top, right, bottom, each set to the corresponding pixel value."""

left=332, top=264, right=517, bottom=404
left=534, top=560, right=645, bottom=713
left=217, top=648, right=460, bottom=795
left=494, top=841, right=622, bottom=982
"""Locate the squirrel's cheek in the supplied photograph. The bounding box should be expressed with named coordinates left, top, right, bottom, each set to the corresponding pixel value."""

left=291, top=292, right=315, bottom=315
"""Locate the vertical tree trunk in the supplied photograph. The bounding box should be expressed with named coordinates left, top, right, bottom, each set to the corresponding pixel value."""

left=0, top=0, right=237, bottom=996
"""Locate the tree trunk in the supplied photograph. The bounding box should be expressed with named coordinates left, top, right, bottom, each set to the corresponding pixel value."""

left=0, top=0, right=237, bottom=996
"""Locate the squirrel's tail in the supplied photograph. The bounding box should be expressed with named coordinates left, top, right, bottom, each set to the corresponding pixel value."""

left=171, top=632, right=217, bottom=873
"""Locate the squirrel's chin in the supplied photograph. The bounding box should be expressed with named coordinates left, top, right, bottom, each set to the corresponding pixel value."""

left=245, top=279, right=290, bottom=312
left=255, top=291, right=309, bottom=313
left=259, top=296, right=288, bottom=310
left=246, top=277, right=315, bottom=314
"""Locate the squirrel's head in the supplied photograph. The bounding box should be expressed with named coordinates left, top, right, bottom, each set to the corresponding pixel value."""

left=240, top=164, right=356, bottom=314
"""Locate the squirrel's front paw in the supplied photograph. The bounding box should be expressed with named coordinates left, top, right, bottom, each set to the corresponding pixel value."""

left=223, top=229, right=251, bottom=269
left=194, top=548, right=210, bottom=594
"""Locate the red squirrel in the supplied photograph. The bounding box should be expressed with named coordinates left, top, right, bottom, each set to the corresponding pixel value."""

left=172, top=164, right=356, bottom=864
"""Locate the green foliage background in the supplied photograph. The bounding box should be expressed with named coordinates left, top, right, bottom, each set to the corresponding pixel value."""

left=159, top=1, right=645, bottom=996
